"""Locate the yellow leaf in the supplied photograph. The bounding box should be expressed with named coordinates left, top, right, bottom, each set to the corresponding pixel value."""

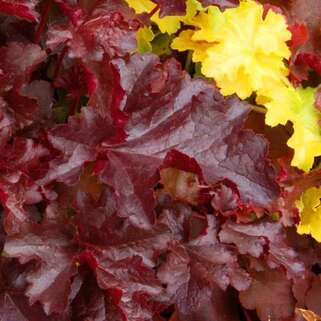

left=171, top=30, right=212, bottom=63
left=191, top=6, right=225, bottom=42
left=125, top=0, right=155, bottom=13
left=296, top=186, right=321, bottom=242
left=171, top=0, right=291, bottom=99
left=257, top=86, right=321, bottom=172
left=136, top=26, right=155, bottom=53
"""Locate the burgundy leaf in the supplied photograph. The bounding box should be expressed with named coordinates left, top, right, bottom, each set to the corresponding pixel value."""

left=158, top=215, right=250, bottom=320
left=161, top=149, right=204, bottom=180
left=0, top=62, right=47, bottom=139
left=0, top=138, right=50, bottom=234
left=75, top=217, right=172, bottom=320
left=151, top=0, right=186, bottom=17
left=0, top=97, right=14, bottom=150
left=71, top=274, right=108, bottom=321
left=86, top=223, right=171, bottom=270
left=305, top=276, right=321, bottom=315
left=53, top=0, right=85, bottom=26
left=219, top=221, right=267, bottom=258
left=48, top=107, right=113, bottom=153
left=0, top=42, right=46, bottom=93
left=286, top=228, right=321, bottom=272
left=54, top=61, right=97, bottom=101
left=200, top=0, right=240, bottom=9
left=285, top=230, right=321, bottom=310
left=70, top=15, right=137, bottom=59
left=158, top=245, right=244, bottom=321
left=87, top=58, right=121, bottom=120
left=157, top=196, right=197, bottom=242
left=288, top=23, right=309, bottom=51
left=219, top=220, right=305, bottom=278
left=210, top=180, right=240, bottom=214
left=3, top=204, right=79, bottom=315
left=5, top=90, right=39, bottom=129
left=37, top=107, right=113, bottom=186
left=186, top=216, right=251, bottom=292
left=0, top=255, right=70, bottom=320
left=47, top=12, right=137, bottom=61
left=73, top=188, right=118, bottom=245
left=0, top=292, right=67, bottom=321
left=99, top=151, right=160, bottom=228
left=94, top=254, right=165, bottom=321
left=74, top=184, right=172, bottom=263
left=0, top=137, right=49, bottom=180
left=36, top=144, right=95, bottom=186
left=239, top=269, right=296, bottom=321
left=111, top=54, right=279, bottom=208
left=0, top=0, right=39, bottom=23
left=20, top=80, right=53, bottom=120
left=77, top=0, right=139, bottom=22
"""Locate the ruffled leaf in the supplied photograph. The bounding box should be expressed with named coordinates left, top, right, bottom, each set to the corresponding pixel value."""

left=172, top=0, right=291, bottom=99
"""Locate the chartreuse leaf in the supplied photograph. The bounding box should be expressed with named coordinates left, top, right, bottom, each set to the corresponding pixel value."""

left=125, top=0, right=154, bottom=13
left=137, top=28, right=175, bottom=55
left=257, top=86, right=321, bottom=172
left=171, top=0, right=291, bottom=99
left=172, top=30, right=212, bottom=63
left=136, top=26, right=155, bottom=53
left=296, top=186, right=321, bottom=242
left=152, top=33, right=174, bottom=56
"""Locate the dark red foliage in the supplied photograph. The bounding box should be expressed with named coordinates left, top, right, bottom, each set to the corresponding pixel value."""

left=161, top=149, right=204, bottom=180
left=240, top=269, right=296, bottom=321
left=0, top=0, right=39, bottom=23
left=200, top=0, right=239, bottom=9
left=0, top=259, right=68, bottom=321
left=157, top=214, right=250, bottom=321
left=288, top=23, right=309, bottom=51
left=0, top=1, right=320, bottom=321
left=151, top=0, right=186, bottom=17
left=111, top=54, right=279, bottom=207
left=71, top=273, right=109, bottom=321
left=98, top=151, right=160, bottom=228
left=219, top=220, right=305, bottom=277
left=54, top=61, right=97, bottom=101
left=0, top=42, right=46, bottom=93
left=52, top=0, right=84, bottom=26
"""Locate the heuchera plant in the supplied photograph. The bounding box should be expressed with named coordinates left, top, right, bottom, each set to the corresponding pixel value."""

left=0, top=0, right=321, bottom=320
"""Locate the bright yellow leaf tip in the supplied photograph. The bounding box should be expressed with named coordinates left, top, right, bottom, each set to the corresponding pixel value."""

left=125, top=0, right=202, bottom=35
left=125, top=0, right=155, bottom=13
left=297, top=187, right=321, bottom=242
left=171, top=0, right=291, bottom=99
left=257, top=86, right=321, bottom=172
